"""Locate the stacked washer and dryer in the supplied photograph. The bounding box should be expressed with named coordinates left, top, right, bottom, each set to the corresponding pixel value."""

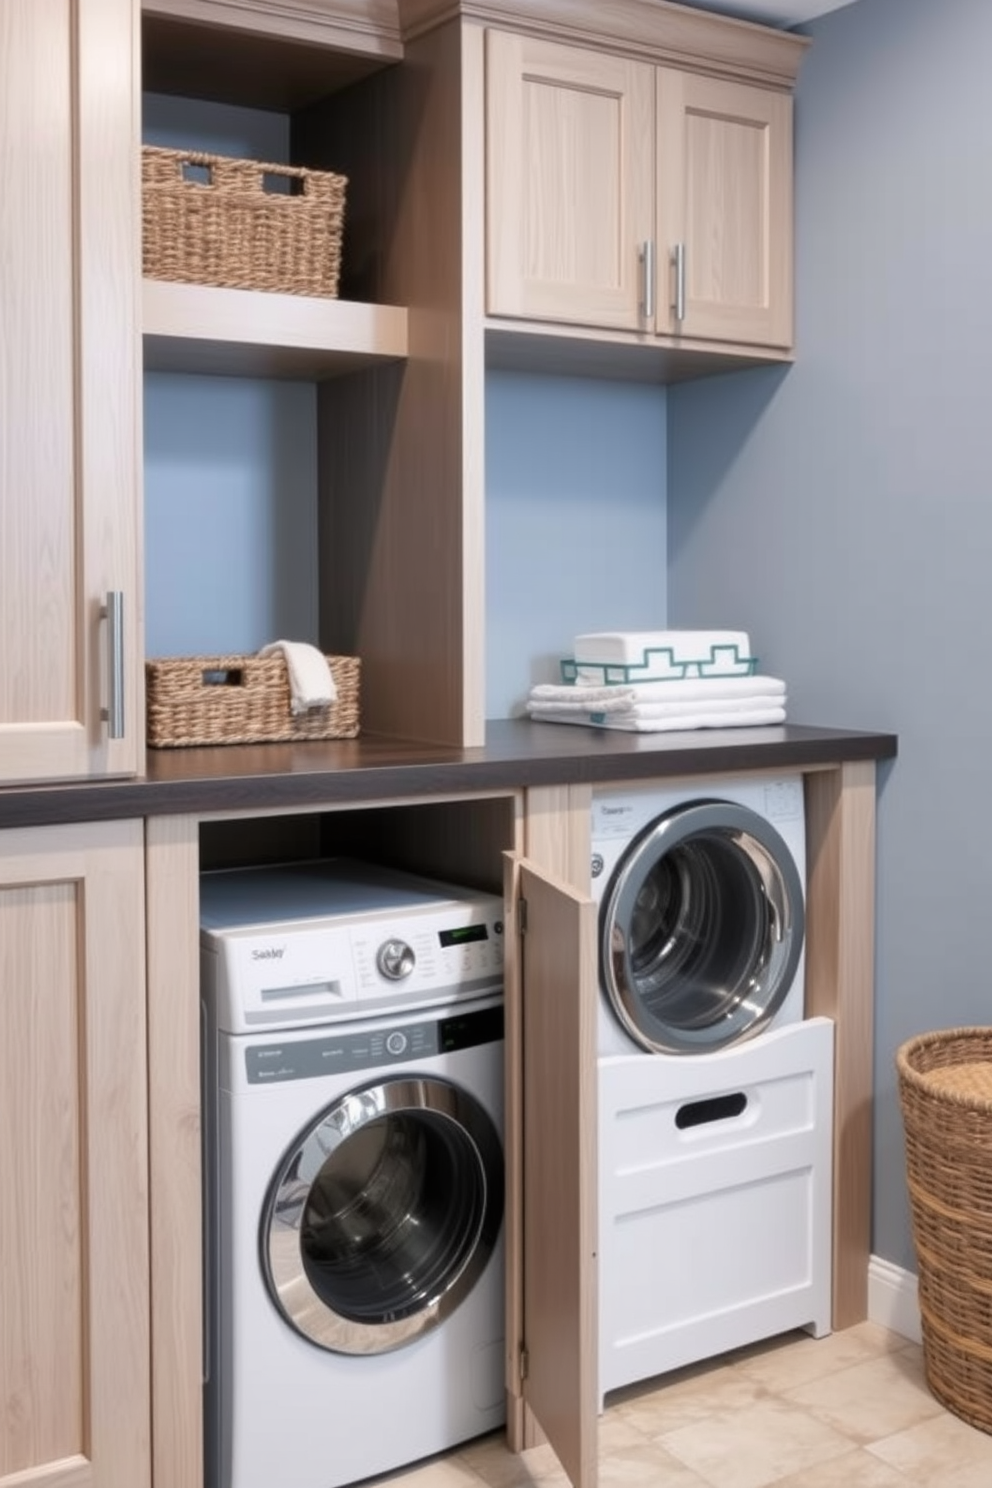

left=197, top=779, right=835, bottom=1483
left=199, top=859, right=507, bottom=1488
left=592, top=775, right=835, bottom=1403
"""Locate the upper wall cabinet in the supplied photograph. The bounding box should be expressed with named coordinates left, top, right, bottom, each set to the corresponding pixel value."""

left=655, top=67, right=793, bottom=348
left=486, top=33, right=655, bottom=332
left=0, top=0, right=142, bottom=784
left=482, top=3, right=805, bottom=362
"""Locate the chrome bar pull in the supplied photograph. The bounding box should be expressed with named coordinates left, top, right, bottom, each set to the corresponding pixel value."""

left=101, top=590, right=125, bottom=740
left=673, top=242, right=686, bottom=324
left=639, top=240, right=655, bottom=322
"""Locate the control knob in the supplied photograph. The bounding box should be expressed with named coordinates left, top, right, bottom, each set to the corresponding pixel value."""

left=377, top=938, right=416, bottom=981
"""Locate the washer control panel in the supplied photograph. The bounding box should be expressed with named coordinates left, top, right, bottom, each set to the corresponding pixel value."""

left=201, top=863, right=505, bottom=1034
left=243, top=999, right=505, bottom=1084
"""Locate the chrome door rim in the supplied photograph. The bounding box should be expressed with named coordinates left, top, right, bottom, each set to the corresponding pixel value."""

left=601, top=799, right=804, bottom=1054
left=261, top=1075, right=503, bottom=1354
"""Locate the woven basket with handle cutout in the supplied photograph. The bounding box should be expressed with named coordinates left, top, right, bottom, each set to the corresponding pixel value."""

left=146, top=653, right=360, bottom=748
left=142, top=146, right=347, bottom=298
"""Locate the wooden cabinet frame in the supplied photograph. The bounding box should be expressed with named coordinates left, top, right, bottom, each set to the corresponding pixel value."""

left=144, top=761, right=880, bottom=1488
left=145, top=792, right=526, bottom=1487
left=509, top=763, right=879, bottom=1484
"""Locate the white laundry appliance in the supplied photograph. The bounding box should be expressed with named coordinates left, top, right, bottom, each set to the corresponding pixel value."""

left=590, top=776, right=834, bottom=1401
left=200, top=858, right=507, bottom=1488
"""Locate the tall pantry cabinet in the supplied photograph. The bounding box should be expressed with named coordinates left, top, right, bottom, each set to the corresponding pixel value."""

left=1, top=5, right=151, bottom=1488
left=0, top=0, right=143, bottom=786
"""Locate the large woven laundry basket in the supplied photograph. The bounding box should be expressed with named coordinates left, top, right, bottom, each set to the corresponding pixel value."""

left=897, top=1027, right=992, bottom=1433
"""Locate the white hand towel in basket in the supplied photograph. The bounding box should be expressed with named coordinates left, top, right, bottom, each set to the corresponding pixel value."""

left=258, top=640, right=337, bottom=715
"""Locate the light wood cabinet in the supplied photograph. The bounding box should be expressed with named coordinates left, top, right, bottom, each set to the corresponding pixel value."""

left=0, top=0, right=142, bottom=785
left=486, top=32, right=655, bottom=331
left=0, top=819, right=150, bottom=1488
left=485, top=22, right=800, bottom=356
left=655, top=67, right=793, bottom=348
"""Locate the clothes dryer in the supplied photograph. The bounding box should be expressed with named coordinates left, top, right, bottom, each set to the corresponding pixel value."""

left=590, top=778, right=833, bottom=1401
left=200, top=859, right=506, bottom=1488
left=591, top=774, right=807, bottom=1057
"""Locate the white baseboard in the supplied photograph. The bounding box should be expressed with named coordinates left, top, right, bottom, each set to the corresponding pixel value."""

left=867, top=1254, right=922, bottom=1344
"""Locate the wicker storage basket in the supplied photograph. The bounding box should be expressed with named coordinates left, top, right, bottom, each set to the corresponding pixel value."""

left=897, top=1027, right=992, bottom=1433
left=146, top=654, right=360, bottom=748
left=142, top=146, right=347, bottom=298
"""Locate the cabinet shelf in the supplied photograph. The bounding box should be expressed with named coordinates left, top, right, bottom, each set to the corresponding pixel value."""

left=142, top=278, right=408, bottom=378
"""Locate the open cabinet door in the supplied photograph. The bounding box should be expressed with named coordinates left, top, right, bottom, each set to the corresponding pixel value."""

left=504, top=852, right=598, bottom=1488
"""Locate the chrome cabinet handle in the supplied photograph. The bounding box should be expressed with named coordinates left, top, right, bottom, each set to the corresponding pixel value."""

left=639, top=240, right=655, bottom=321
left=672, top=242, right=686, bottom=324
left=101, top=590, right=125, bottom=740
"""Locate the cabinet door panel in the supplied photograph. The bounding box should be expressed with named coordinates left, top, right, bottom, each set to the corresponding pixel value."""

left=506, top=853, right=598, bottom=1488
left=0, top=821, right=150, bottom=1488
left=656, top=69, right=793, bottom=348
left=0, top=0, right=140, bottom=784
left=487, top=32, right=654, bottom=330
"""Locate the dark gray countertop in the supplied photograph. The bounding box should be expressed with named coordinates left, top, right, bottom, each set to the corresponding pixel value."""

left=0, top=718, right=898, bottom=830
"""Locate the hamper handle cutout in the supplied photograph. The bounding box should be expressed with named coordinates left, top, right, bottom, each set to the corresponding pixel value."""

left=201, top=667, right=244, bottom=688
left=676, top=1092, right=748, bottom=1129
left=262, top=170, right=304, bottom=196
left=181, top=161, right=212, bottom=186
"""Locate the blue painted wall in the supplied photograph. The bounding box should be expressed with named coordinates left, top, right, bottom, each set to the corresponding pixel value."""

left=144, top=373, right=318, bottom=657
left=486, top=371, right=667, bottom=717
left=668, top=0, right=992, bottom=1273
left=144, top=92, right=289, bottom=163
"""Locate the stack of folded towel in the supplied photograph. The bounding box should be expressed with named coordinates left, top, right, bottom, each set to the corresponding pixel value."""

left=525, top=630, right=787, bottom=733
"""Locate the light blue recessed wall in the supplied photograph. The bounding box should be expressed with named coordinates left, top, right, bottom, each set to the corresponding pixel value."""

left=486, top=371, right=667, bottom=718
left=143, top=92, right=289, bottom=161
left=144, top=373, right=319, bottom=657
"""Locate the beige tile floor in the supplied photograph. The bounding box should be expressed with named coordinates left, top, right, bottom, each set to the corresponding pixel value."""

left=368, top=1324, right=992, bottom=1488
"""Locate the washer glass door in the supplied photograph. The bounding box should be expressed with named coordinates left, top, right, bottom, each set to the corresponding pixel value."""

left=262, top=1074, right=503, bottom=1355
left=601, top=799, right=804, bottom=1053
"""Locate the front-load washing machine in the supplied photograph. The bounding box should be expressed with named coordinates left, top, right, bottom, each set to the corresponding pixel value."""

left=590, top=777, right=834, bottom=1400
left=200, top=859, right=507, bottom=1488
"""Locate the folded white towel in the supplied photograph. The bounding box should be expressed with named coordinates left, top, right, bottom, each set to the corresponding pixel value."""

left=259, top=640, right=337, bottom=716
left=532, top=683, right=638, bottom=708
left=529, top=675, right=786, bottom=708
left=528, top=706, right=786, bottom=733
left=527, top=693, right=786, bottom=720
left=529, top=690, right=642, bottom=716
